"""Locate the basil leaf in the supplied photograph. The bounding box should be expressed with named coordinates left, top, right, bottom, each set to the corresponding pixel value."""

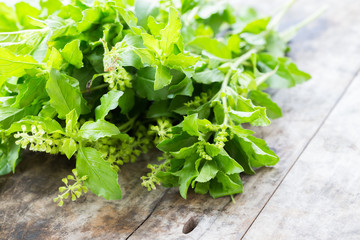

left=46, top=69, right=82, bottom=119
left=0, top=48, right=39, bottom=78
left=77, top=147, right=122, bottom=200
left=95, top=90, right=123, bottom=120
left=61, top=39, right=84, bottom=69
left=0, top=137, right=21, bottom=176
left=78, top=120, right=120, bottom=141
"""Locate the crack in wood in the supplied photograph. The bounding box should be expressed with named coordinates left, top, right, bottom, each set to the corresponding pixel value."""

left=125, top=189, right=170, bottom=239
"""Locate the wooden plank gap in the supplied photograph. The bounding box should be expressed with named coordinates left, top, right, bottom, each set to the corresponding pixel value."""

left=125, top=188, right=171, bottom=239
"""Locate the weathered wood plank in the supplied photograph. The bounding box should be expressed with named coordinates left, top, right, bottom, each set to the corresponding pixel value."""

left=1, top=1, right=360, bottom=239
left=242, top=69, right=360, bottom=240
left=128, top=0, right=360, bottom=239
left=0, top=151, right=167, bottom=240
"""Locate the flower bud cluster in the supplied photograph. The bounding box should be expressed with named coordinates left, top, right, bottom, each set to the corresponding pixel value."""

left=214, top=126, right=229, bottom=149
left=53, top=169, right=88, bottom=206
left=184, top=92, right=209, bottom=108
left=95, top=125, right=152, bottom=171
left=103, top=42, right=133, bottom=91
left=14, top=125, right=63, bottom=154
left=141, top=154, right=171, bottom=191
left=148, top=118, right=173, bottom=144
left=196, top=142, right=212, bottom=160
left=104, top=66, right=132, bottom=91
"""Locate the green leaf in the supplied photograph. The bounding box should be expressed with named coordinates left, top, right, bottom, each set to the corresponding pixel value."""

left=170, top=144, right=197, bottom=159
left=77, top=147, right=122, bottom=200
left=226, top=93, right=270, bottom=126
left=160, top=7, right=181, bottom=57
left=38, top=103, right=57, bottom=118
left=0, top=107, right=24, bottom=129
left=225, top=135, right=254, bottom=175
left=0, top=137, right=21, bottom=176
left=135, top=0, right=159, bottom=28
left=257, top=53, right=311, bottom=88
left=168, top=77, right=194, bottom=98
left=173, top=155, right=199, bottom=199
left=6, top=116, right=64, bottom=135
left=155, top=171, right=179, bottom=188
left=12, top=74, right=47, bottom=108
left=147, top=16, right=165, bottom=36
left=62, top=138, right=77, bottom=159
left=47, top=47, right=63, bottom=70
left=214, top=149, right=244, bottom=174
left=192, top=69, right=225, bottom=84
left=95, top=90, right=123, bottom=120
left=209, top=172, right=243, bottom=198
left=40, top=0, right=63, bottom=15
left=157, top=132, right=198, bottom=152
left=118, top=7, right=141, bottom=34
left=165, top=53, right=199, bottom=72
left=195, top=181, right=210, bottom=194
left=0, top=3, right=18, bottom=32
left=65, top=109, right=79, bottom=136
left=155, top=64, right=172, bottom=90
left=118, top=89, right=135, bottom=114
left=146, top=100, right=175, bottom=118
left=213, top=101, right=225, bottom=124
left=141, top=33, right=161, bottom=56
left=0, top=29, right=49, bottom=57
left=108, top=33, right=145, bottom=69
left=188, top=37, right=232, bottom=59
left=229, top=108, right=270, bottom=126
left=182, top=114, right=199, bottom=136
left=77, top=7, right=102, bottom=32
left=239, top=135, right=279, bottom=167
left=181, top=0, right=199, bottom=14
left=133, top=67, right=169, bottom=101
left=78, top=120, right=120, bottom=141
left=46, top=69, right=82, bottom=119
left=58, top=5, right=83, bottom=22
left=133, top=48, right=156, bottom=67
left=195, top=160, right=218, bottom=183
left=241, top=17, right=271, bottom=34
left=0, top=48, right=39, bottom=78
left=264, top=30, right=287, bottom=57
left=61, top=39, right=84, bottom=69
left=248, top=90, right=282, bottom=119
left=15, top=2, right=41, bottom=29
left=205, top=143, right=221, bottom=157
left=227, top=34, right=241, bottom=54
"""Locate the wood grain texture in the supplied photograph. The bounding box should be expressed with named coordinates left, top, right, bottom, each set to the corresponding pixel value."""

left=128, top=0, right=360, bottom=239
left=242, top=69, right=360, bottom=240
left=0, top=151, right=167, bottom=240
left=1, top=0, right=360, bottom=239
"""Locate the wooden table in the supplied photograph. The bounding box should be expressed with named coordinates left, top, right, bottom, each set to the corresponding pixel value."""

left=1, top=0, right=360, bottom=239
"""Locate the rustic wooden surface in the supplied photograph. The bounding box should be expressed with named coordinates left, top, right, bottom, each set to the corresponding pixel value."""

left=1, top=0, right=360, bottom=239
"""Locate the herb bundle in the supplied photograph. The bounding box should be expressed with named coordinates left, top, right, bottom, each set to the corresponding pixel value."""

left=0, top=0, right=319, bottom=205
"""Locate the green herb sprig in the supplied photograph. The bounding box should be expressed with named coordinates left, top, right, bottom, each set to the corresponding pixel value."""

left=0, top=0, right=322, bottom=204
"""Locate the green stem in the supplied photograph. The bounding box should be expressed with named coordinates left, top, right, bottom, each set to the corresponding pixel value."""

left=268, top=0, right=297, bottom=30
left=280, top=6, right=327, bottom=42
left=219, top=70, right=232, bottom=96
left=118, top=115, right=138, bottom=132
left=222, top=96, right=228, bottom=125
left=82, top=83, right=109, bottom=94
left=214, top=48, right=258, bottom=102
left=215, top=49, right=258, bottom=125
left=232, top=48, right=257, bottom=69
left=0, top=27, right=50, bottom=35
